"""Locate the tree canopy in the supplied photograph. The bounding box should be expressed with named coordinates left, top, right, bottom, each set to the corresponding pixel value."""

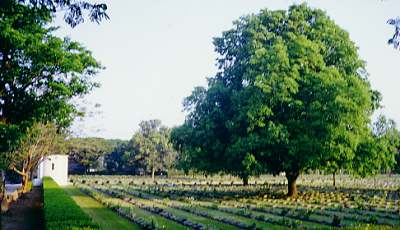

left=0, top=3, right=102, bottom=161
left=172, top=4, right=383, bottom=197
left=127, top=120, right=177, bottom=180
left=352, top=115, right=400, bottom=177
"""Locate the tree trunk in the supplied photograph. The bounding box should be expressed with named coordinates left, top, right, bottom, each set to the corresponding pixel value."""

left=333, top=172, right=336, bottom=190
left=151, top=167, right=155, bottom=181
left=22, top=173, right=29, bottom=193
left=12, top=167, right=30, bottom=193
left=0, top=170, right=5, bottom=201
left=286, top=171, right=299, bottom=198
left=242, top=176, right=249, bottom=186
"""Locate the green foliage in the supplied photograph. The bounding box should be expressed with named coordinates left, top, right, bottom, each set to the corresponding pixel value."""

left=0, top=0, right=108, bottom=28
left=352, top=115, right=400, bottom=177
left=127, top=120, right=177, bottom=178
left=172, top=4, right=380, bottom=195
left=75, top=121, right=177, bottom=177
left=0, top=123, right=21, bottom=168
left=104, top=140, right=130, bottom=173
left=43, top=177, right=99, bottom=230
left=0, top=3, right=102, bottom=168
left=66, top=137, right=114, bottom=173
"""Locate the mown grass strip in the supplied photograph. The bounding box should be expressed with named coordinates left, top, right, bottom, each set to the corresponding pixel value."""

left=43, top=177, right=99, bottom=230
left=64, top=186, right=141, bottom=230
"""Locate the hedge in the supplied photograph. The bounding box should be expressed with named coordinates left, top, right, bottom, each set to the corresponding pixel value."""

left=43, top=177, right=99, bottom=230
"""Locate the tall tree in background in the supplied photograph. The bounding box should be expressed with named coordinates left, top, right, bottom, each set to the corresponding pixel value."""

left=324, top=114, right=400, bottom=188
left=352, top=115, right=400, bottom=177
left=129, top=120, right=177, bottom=181
left=174, top=4, right=381, bottom=197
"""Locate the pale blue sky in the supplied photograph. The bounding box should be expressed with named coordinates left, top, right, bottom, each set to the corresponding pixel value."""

left=54, top=0, right=400, bottom=139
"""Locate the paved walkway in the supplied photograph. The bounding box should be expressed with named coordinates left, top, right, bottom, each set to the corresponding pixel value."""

left=1, top=187, right=44, bottom=230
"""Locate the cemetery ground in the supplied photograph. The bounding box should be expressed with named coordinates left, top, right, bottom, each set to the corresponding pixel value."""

left=2, top=174, right=399, bottom=229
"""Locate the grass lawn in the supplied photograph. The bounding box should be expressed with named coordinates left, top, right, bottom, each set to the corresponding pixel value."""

left=63, top=186, right=141, bottom=230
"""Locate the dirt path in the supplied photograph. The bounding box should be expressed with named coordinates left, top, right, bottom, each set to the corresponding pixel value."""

left=1, top=187, right=44, bottom=230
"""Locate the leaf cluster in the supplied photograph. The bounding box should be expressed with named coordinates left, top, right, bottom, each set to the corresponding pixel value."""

left=1, top=0, right=108, bottom=27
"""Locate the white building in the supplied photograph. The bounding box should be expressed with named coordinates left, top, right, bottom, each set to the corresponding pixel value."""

left=35, top=154, right=69, bottom=186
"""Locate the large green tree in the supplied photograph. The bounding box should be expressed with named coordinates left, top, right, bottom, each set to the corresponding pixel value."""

left=173, top=4, right=381, bottom=197
left=0, top=4, right=101, bottom=155
left=0, top=2, right=102, bottom=202
left=128, top=120, right=177, bottom=181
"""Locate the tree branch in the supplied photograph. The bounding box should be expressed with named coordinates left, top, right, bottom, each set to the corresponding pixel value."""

left=11, top=166, right=27, bottom=177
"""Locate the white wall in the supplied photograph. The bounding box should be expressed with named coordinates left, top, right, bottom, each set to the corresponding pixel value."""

left=37, top=155, right=68, bottom=186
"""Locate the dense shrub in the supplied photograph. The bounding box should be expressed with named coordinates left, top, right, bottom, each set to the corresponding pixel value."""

left=43, top=177, right=99, bottom=230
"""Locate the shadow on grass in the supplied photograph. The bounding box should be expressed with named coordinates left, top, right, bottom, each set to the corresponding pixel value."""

left=61, top=186, right=141, bottom=230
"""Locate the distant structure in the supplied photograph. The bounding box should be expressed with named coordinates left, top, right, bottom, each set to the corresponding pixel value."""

left=35, top=155, right=69, bottom=186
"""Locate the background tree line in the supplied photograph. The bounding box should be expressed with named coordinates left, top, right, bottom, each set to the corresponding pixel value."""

left=68, top=120, right=177, bottom=181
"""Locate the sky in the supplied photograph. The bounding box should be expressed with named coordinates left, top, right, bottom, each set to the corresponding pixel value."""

left=54, top=0, right=400, bottom=140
